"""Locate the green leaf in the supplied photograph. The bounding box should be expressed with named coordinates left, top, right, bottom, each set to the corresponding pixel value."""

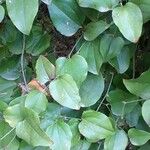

left=78, top=0, right=119, bottom=12
left=49, top=74, right=81, bottom=110
left=79, top=39, right=103, bottom=74
left=104, top=130, right=128, bottom=150
left=138, top=142, right=150, bottom=150
left=0, top=5, right=5, bottom=22
left=125, top=104, right=141, bottom=127
left=107, top=89, right=137, bottom=116
left=25, top=26, right=51, bottom=56
left=0, top=56, right=20, bottom=80
left=48, top=0, right=85, bottom=36
left=16, top=107, right=53, bottom=147
left=123, top=70, right=150, bottom=99
left=19, top=140, right=50, bottom=150
left=0, top=47, right=10, bottom=62
left=8, top=32, right=23, bottom=55
left=46, top=119, right=72, bottom=150
left=142, top=100, right=150, bottom=126
left=0, top=121, right=16, bottom=149
left=9, top=95, right=26, bottom=106
left=56, top=55, right=88, bottom=86
left=0, top=77, right=16, bottom=103
left=100, top=34, right=124, bottom=62
left=0, top=101, right=8, bottom=112
left=130, top=0, right=150, bottom=23
left=42, top=0, right=52, bottom=5
left=36, top=55, right=55, bottom=84
left=0, top=21, right=17, bottom=44
left=128, top=128, right=150, bottom=146
left=71, top=139, right=91, bottom=150
left=4, top=104, right=24, bottom=128
left=79, top=73, right=104, bottom=107
left=84, top=20, right=111, bottom=41
left=40, top=103, right=61, bottom=130
left=25, top=90, right=48, bottom=114
left=112, top=2, right=143, bottom=43
left=109, top=46, right=132, bottom=74
left=68, top=119, right=80, bottom=147
left=6, top=0, right=39, bottom=35
left=78, top=110, right=115, bottom=142
left=4, top=138, right=19, bottom=150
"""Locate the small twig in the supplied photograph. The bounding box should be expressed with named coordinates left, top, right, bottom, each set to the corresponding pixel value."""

left=97, top=142, right=102, bottom=150
left=68, top=35, right=83, bottom=58
left=60, top=115, right=81, bottom=121
left=121, top=102, right=126, bottom=119
left=132, top=51, right=136, bottom=79
left=96, top=72, right=114, bottom=111
left=21, top=34, right=29, bottom=93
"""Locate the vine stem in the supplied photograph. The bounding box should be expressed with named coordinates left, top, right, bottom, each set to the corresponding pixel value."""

left=21, top=34, right=29, bottom=93
left=132, top=51, right=136, bottom=79
left=96, top=72, right=114, bottom=111
left=68, top=35, right=83, bottom=58
left=60, top=115, right=81, bottom=121
left=120, top=98, right=147, bottom=119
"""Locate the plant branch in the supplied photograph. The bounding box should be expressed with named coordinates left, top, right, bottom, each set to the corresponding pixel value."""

left=96, top=72, right=114, bottom=111
left=21, top=34, right=29, bottom=93
left=68, top=35, right=83, bottom=58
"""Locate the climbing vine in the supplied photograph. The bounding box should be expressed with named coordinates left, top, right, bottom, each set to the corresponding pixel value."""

left=0, top=0, right=150, bottom=149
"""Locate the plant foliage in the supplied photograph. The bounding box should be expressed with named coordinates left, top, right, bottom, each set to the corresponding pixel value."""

left=0, top=0, right=150, bottom=149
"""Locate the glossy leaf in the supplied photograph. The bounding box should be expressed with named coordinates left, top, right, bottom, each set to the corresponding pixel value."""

left=49, top=74, right=81, bottom=110
left=48, top=0, right=85, bottom=36
left=125, top=104, right=141, bottom=127
left=0, top=5, right=5, bottom=22
left=8, top=32, right=23, bottom=55
left=0, top=21, right=17, bottom=44
left=46, top=119, right=72, bottom=150
left=56, top=55, right=88, bottom=86
left=71, top=139, right=91, bottom=150
left=0, top=77, right=16, bottom=103
left=128, top=128, right=150, bottom=146
left=5, top=138, right=19, bottom=150
left=100, top=34, right=125, bottom=62
left=107, top=89, right=137, bottom=116
left=130, top=0, right=150, bottom=23
left=25, top=26, right=51, bottom=56
left=142, top=100, right=150, bottom=126
left=0, top=121, right=16, bottom=149
left=78, top=0, right=119, bottom=12
left=0, top=56, right=20, bottom=80
left=0, top=101, right=8, bottom=112
left=123, top=70, right=150, bottom=99
left=6, top=0, right=39, bottom=35
left=112, top=2, right=143, bottom=43
left=42, top=0, right=52, bottom=5
left=4, top=104, right=24, bottom=128
left=9, top=95, right=26, bottom=106
left=104, top=130, right=128, bottom=150
left=84, top=20, right=111, bottom=41
left=16, top=107, right=53, bottom=147
left=68, top=119, right=80, bottom=147
left=25, top=90, right=48, bottom=114
left=78, top=110, right=115, bottom=142
left=36, top=55, right=55, bottom=84
left=40, top=103, right=61, bottom=130
left=79, top=39, right=103, bottom=74
left=79, top=73, right=104, bottom=107
left=109, top=46, right=132, bottom=74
